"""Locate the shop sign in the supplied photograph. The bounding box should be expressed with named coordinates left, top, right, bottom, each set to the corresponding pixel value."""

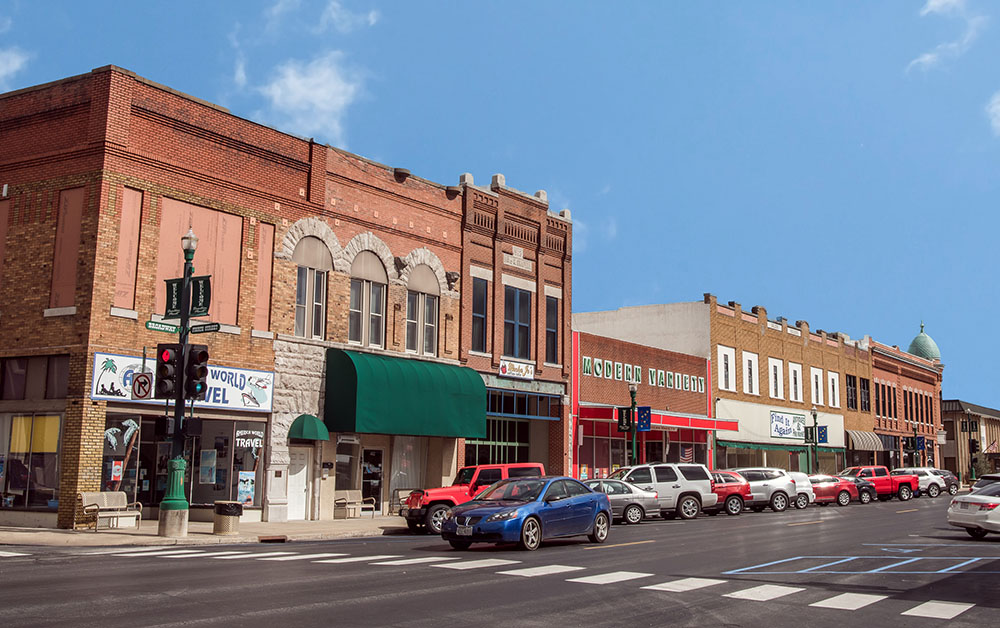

left=770, top=411, right=805, bottom=440
left=90, top=352, right=274, bottom=412
left=499, top=359, right=534, bottom=380
left=580, top=354, right=704, bottom=393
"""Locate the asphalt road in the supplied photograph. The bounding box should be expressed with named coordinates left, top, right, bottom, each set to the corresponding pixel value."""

left=1, top=494, right=996, bottom=628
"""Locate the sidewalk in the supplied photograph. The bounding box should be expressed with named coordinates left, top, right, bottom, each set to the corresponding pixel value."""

left=0, top=515, right=410, bottom=547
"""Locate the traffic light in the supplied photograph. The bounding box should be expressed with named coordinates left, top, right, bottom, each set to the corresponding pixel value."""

left=184, top=344, right=210, bottom=400
left=970, top=439, right=980, bottom=454
left=617, top=406, right=632, bottom=432
left=155, top=343, right=182, bottom=399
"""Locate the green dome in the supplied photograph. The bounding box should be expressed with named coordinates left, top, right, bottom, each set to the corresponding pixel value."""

left=907, top=323, right=940, bottom=360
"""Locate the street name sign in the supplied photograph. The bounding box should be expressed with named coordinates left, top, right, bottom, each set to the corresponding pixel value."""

left=191, top=322, right=221, bottom=334
left=146, top=320, right=179, bottom=334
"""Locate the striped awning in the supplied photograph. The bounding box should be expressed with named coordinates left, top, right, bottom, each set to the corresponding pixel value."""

left=846, top=429, right=885, bottom=451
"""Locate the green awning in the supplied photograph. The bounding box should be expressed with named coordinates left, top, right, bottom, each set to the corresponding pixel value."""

left=324, top=348, right=486, bottom=438
left=289, top=414, right=329, bottom=441
left=716, top=440, right=844, bottom=454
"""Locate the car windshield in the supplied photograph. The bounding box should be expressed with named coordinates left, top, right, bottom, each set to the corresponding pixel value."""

left=838, top=468, right=861, bottom=477
left=453, top=467, right=476, bottom=485
left=476, top=479, right=546, bottom=502
left=608, top=468, right=631, bottom=480
left=975, top=483, right=1000, bottom=498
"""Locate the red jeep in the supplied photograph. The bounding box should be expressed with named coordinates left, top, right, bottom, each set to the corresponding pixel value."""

left=401, top=462, right=545, bottom=534
left=706, top=471, right=751, bottom=516
left=838, top=465, right=918, bottom=501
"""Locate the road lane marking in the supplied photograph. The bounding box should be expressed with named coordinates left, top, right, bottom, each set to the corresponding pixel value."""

left=567, top=571, right=653, bottom=585
left=372, top=556, right=461, bottom=566
left=642, top=577, right=726, bottom=592
left=724, top=584, right=804, bottom=601
left=868, top=557, right=922, bottom=573
left=434, top=558, right=521, bottom=570
left=315, top=555, right=402, bottom=564
left=810, top=593, right=887, bottom=610
left=798, top=557, right=859, bottom=572
left=901, top=601, right=974, bottom=620
left=787, top=520, right=823, bottom=527
left=260, top=553, right=347, bottom=561
left=77, top=547, right=172, bottom=555
left=936, top=558, right=984, bottom=573
left=498, top=565, right=586, bottom=577
left=723, top=556, right=804, bottom=574
left=896, top=508, right=918, bottom=513
left=214, top=551, right=296, bottom=560
left=116, top=549, right=205, bottom=557
left=584, top=540, right=655, bottom=550
left=163, top=551, right=249, bottom=559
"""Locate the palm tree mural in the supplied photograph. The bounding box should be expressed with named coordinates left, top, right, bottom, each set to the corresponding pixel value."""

left=96, top=357, right=124, bottom=397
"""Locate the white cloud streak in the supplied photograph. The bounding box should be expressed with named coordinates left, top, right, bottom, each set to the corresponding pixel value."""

left=258, top=52, right=362, bottom=147
left=316, top=1, right=379, bottom=33
left=986, top=91, right=1000, bottom=136
left=0, top=47, right=29, bottom=90
left=908, top=0, right=988, bottom=72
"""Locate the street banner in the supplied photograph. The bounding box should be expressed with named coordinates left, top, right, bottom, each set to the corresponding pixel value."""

left=190, top=275, right=211, bottom=317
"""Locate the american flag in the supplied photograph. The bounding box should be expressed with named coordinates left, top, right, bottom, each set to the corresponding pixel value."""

left=680, top=445, right=694, bottom=463
left=986, top=440, right=998, bottom=454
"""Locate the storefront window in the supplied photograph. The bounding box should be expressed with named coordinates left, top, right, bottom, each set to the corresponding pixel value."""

left=102, top=414, right=142, bottom=500
left=464, top=417, right=529, bottom=465
left=233, top=422, right=265, bottom=506
left=336, top=438, right=360, bottom=490
left=1, top=414, right=61, bottom=510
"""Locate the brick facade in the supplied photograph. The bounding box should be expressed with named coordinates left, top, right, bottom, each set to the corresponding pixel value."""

left=871, top=341, right=943, bottom=468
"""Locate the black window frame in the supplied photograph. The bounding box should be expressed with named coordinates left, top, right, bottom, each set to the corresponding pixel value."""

left=846, top=374, right=858, bottom=411
left=859, top=378, right=871, bottom=413
left=503, top=285, right=531, bottom=360
left=545, top=295, right=558, bottom=364
left=472, top=277, right=488, bottom=353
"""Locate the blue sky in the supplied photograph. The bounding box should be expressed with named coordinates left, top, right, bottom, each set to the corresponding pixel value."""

left=2, top=1, right=999, bottom=404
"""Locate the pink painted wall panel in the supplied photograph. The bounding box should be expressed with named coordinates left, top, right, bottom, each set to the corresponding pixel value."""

left=0, top=199, right=8, bottom=291
left=113, top=188, right=143, bottom=309
left=254, top=222, right=274, bottom=330
left=50, top=188, right=85, bottom=308
left=155, top=197, right=243, bottom=325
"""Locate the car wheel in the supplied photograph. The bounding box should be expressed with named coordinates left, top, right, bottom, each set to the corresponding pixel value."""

left=425, top=505, right=449, bottom=535
left=449, top=540, right=472, bottom=550
left=676, top=496, right=701, bottom=520
left=623, top=504, right=644, bottom=524
left=859, top=490, right=873, bottom=504
left=927, top=484, right=941, bottom=498
left=518, top=517, right=542, bottom=551
left=948, top=483, right=959, bottom=495
left=770, top=492, right=788, bottom=512
left=406, top=519, right=423, bottom=533
left=837, top=490, right=851, bottom=507
left=725, top=495, right=744, bottom=516
left=898, top=485, right=913, bottom=501
left=966, top=528, right=989, bottom=540
left=795, top=494, right=809, bottom=510
left=589, top=512, right=610, bottom=543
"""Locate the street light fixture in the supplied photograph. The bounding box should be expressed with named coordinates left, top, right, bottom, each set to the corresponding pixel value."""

left=628, top=381, right=638, bottom=466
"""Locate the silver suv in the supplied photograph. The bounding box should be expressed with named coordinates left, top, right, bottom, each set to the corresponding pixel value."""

left=609, top=463, right=718, bottom=520
left=732, top=467, right=797, bottom=512
left=891, top=467, right=946, bottom=498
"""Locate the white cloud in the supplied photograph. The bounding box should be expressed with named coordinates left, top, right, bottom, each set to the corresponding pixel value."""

left=572, top=217, right=589, bottom=254
left=0, top=47, right=29, bottom=90
left=266, top=0, right=300, bottom=27
left=258, top=52, right=362, bottom=147
left=234, top=55, right=247, bottom=89
left=907, top=1, right=987, bottom=72
left=317, top=1, right=379, bottom=33
left=603, top=217, right=618, bottom=240
left=986, top=91, right=1000, bottom=136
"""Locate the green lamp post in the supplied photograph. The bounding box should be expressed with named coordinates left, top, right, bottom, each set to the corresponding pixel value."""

left=629, top=381, right=638, bottom=465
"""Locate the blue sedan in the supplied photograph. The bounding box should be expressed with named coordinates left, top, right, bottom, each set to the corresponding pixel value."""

left=440, top=476, right=612, bottom=551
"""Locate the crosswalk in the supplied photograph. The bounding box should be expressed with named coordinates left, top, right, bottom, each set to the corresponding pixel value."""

left=6, top=546, right=982, bottom=620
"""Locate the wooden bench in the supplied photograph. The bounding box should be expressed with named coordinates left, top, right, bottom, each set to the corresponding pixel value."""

left=334, top=489, right=376, bottom=519
left=74, top=491, right=142, bottom=531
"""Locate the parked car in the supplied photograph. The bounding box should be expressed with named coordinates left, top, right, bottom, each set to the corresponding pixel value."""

left=809, top=474, right=859, bottom=506
left=891, top=467, right=946, bottom=498
left=731, top=467, right=797, bottom=512
left=608, top=463, right=718, bottom=520
left=971, top=473, right=1000, bottom=493
left=947, top=481, right=1000, bottom=540
left=788, top=471, right=816, bottom=509
left=837, top=466, right=917, bottom=501
left=440, top=476, right=611, bottom=551
left=706, top=471, right=751, bottom=516
left=928, top=469, right=961, bottom=495
left=401, top=462, right=544, bottom=534
left=584, top=479, right=659, bottom=524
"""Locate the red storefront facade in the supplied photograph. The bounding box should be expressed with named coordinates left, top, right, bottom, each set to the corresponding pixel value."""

left=570, top=331, right=737, bottom=479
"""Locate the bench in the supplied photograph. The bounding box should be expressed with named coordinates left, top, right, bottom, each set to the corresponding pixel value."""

left=74, top=491, right=142, bottom=531
left=389, top=488, right=417, bottom=515
left=334, top=489, right=376, bottom=519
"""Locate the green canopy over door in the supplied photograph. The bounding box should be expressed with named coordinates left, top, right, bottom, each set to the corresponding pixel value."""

left=324, top=348, right=487, bottom=438
left=288, top=414, right=330, bottom=441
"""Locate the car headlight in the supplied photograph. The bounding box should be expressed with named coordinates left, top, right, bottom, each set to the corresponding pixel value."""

left=443, top=508, right=454, bottom=520
left=485, top=509, right=519, bottom=522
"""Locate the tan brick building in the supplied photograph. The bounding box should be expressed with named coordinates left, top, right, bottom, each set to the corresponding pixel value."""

left=0, top=65, right=571, bottom=528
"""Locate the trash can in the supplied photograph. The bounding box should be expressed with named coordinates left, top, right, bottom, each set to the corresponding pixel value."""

left=213, top=500, right=243, bottom=535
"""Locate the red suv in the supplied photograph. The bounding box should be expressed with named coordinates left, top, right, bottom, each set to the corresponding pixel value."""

left=401, top=462, right=545, bottom=533
left=706, top=471, right=751, bottom=516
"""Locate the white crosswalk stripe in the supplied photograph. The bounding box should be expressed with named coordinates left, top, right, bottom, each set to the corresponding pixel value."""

left=213, top=551, right=296, bottom=560
left=77, top=547, right=172, bottom=555
left=163, top=551, right=250, bottom=559
left=0, top=551, right=30, bottom=557
left=901, top=601, right=974, bottom=620
left=258, top=553, right=347, bottom=561
left=371, top=556, right=462, bottom=566
left=810, top=593, right=887, bottom=610
left=433, top=559, right=521, bottom=570
left=115, top=549, right=205, bottom=557
left=724, top=584, right=804, bottom=601
left=642, top=577, right=727, bottom=592
left=498, top=565, right=586, bottom=578
left=314, top=555, right=402, bottom=564
left=567, top=571, right=653, bottom=585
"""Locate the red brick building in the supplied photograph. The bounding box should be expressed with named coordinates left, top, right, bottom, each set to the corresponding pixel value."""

left=0, top=65, right=571, bottom=527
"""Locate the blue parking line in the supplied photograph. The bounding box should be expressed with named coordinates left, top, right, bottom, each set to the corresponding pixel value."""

left=868, top=557, right=922, bottom=573
left=722, top=556, right=808, bottom=574
left=797, top=557, right=859, bottom=573
left=936, top=558, right=983, bottom=573
left=725, top=555, right=999, bottom=575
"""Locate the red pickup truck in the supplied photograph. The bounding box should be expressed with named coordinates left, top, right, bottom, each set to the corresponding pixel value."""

left=838, top=465, right=917, bottom=501
left=400, top=462, right=545, bottom=534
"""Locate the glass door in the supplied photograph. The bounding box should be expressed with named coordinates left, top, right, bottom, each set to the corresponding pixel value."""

left=361, top=448, right=383, bottom=513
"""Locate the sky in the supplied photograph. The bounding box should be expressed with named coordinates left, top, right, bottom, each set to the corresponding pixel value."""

left=2, top=1, right=999, bottom=404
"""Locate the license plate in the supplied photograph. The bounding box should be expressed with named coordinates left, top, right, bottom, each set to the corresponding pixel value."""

left=456, top=525, right=473, bottom=536
left=960, top=502, right=969, bottom=510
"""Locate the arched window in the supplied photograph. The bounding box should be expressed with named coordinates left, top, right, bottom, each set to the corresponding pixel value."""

left=349, top=251, right=387, bottom=348
left=292, top=236, right=333, bottom=339
left=405, top=265, right=440, bottom=356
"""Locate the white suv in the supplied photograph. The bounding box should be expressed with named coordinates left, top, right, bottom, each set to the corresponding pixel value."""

left=892, top=467, right=946, bottom=498
left=608, top=463, right=718, bottom=520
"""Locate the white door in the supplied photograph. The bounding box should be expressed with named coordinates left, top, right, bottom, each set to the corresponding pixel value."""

left=287, top=448, right=311, bottom=520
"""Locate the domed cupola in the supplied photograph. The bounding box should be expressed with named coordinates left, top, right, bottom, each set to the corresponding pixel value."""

left=907, top=322, right=940, bottom=361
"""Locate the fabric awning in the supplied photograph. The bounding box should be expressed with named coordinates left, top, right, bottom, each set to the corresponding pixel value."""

left=288, top=414, right=329, bottom=441
left=716, top=440, right=845, bottom=454
left=847, top=430, right=885, bottom=451
left=324, top=348, right=486, bottom=438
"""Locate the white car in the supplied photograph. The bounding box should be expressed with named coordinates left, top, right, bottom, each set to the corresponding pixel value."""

left=892, top=467, right=946, bottom=498
left=947, top=482, right=1000, bottom=540
left=609, top=463, right=718, bottom=520
left=788, top=471, right=816, bottom=509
